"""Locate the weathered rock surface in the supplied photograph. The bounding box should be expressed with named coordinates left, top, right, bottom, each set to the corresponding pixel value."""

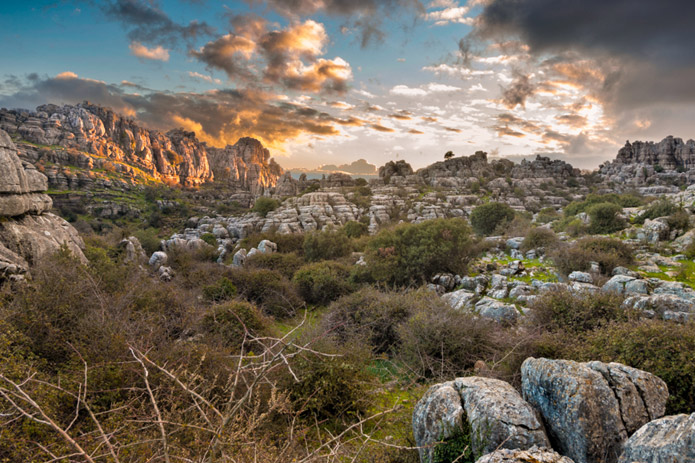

left=476, top=446, right=575, bottom=463
left=618, top=413, right=695, bottom=463
left=521, top=358, right=668, bottom=463
left=413, top=376, right=550, bottom=463
left=0, top=103, right=282, bottom=191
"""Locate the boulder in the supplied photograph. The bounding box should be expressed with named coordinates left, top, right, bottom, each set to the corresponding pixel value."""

left=441, top=289, right=476, bottom=310
left=232, top=248, right=247, bottom=267
left=475, top=297, right=519, bottom=324
left=257, top=239, right=277, bottom=254
left=119, top=236, right=147, bottom=264
left=149, top=251, right=168, bottom=269
left=568, top=271, right=592, bottom=284
left=603, top=275, right=644, bottom=294
left=521, top=358, right=668, bottom=463
left=618, top=413, right=695, bottom=463
left=413, top=377, right=550, bottom=463
left=476, top=446, right=575, bottom=463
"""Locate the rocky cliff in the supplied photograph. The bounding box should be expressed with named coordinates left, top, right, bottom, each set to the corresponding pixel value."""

left=0, top=129, right=85, bottom=280
left=0, top=102, right=282, bottom=192
left=599, top=136, right=695, bottom=192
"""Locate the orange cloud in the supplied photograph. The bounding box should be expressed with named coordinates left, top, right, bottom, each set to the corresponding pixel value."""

left=129, top=42, right=170, bottom=61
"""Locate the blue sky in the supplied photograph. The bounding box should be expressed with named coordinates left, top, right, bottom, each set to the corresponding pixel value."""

left=1, top=1, right=693, bottom=170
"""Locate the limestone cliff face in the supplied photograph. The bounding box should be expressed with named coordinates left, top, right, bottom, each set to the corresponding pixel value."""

left=0, top=129, right=85, bottom=280
left=207, top=137, right=283, bottom=195
left=0, top=102, right=283, bottom=192
left=599, top=136, right=695, bottom=191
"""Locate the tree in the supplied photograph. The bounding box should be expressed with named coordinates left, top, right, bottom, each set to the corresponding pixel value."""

left=444, top=150, right=455, bottom=160
left=470, top=202, right=515, bottom=236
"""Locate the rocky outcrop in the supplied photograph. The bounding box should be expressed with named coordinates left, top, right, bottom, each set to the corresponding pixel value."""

left=413, top=377, right=550, bottom=463
left=0, top=102, right=283, bottom=192
left=476, top=446, right=575, bottom=463
left=521, top=358, right=668, bottom=463
left=618, top=413, right=695, bottom=463
left=207, top=137, right=283, bottom=195
left=0, top=129, right=85, bottom=279
left=599, top=136, right=695, bottom=190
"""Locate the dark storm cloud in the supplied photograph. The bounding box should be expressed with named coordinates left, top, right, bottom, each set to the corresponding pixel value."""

left=0, top=73, right=346, bottom=147
left=101, top=0, right=214, bottom=47
left=476, top=0, right=695, bottom=65
left=500, top=72, right=535, bottom=109
left=248, top=0, right=423, bottom=48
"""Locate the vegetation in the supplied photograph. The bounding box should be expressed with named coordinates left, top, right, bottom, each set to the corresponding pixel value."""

left=470, top=202, right=515, bottom=236
left=251, top=196, right=281, bottom=217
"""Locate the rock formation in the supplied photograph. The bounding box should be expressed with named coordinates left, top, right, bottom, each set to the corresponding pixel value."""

left=476, top=446, right=575, bottom=463
left=0, top=102, right=282, bottom=192
left=618, top=412, right=695, bottom=463
left=0, top=129, right=85, bottom=280
left=413, top=376, right=550, bottom=463
left=521, top=358, right=668, bottom=463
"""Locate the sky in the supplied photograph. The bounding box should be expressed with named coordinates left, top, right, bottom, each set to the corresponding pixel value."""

left=1, top=0, right=694, bottom=171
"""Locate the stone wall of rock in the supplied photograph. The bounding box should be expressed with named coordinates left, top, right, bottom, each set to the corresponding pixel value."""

left=0, top=102, right=283, bottom=192
left=0, top=129, right=85, bottom=280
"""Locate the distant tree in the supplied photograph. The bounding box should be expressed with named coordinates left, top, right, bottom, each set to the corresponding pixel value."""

left=444, top=150, right=455, bottom=160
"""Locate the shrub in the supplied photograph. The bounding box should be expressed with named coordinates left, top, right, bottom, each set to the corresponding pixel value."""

left=133, top=227, right=162, bottom=255
left=470, top=202, right=515, bottom=236
left=227, top=268, right=303, bottom=318
left=200, top=233, right=218, bottom=247
left=520, top=227, right=559, bottom=253
left=323, top=288, right=426, bottom=354
left=252, top=197, right=281, bottom=217
left=536, top=207, right=560, bottom=224
left=634, top=199, right=679, bottom=224
left=530, top=289, right=630, bottom=334
left=398, top=301, right=496, bottom=380
left=564, top=193, right=643, bottom=218
left=202, top=277, right=238, bottom=302
left=343, top=220, right=368, bottom=238
left=667, top=209, right=691, bottom=231
left=241, top=231, right=305, bottom=254
left=357, top=218, right=475, bottom=286
left=200, top=301, right=272, bottom=348
left=586, top=202, right=626, bottom=234
left=285, top=337, right=374, bottom=423
left=550, top=237, right=634, bottom=276
left=303, top=229, right=352, bottom=262
left=244, top=252, right=305, bottom=279
left=293, top=261, right=354, bottom=306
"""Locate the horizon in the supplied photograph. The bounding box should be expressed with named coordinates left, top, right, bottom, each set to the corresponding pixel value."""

left=2, top=1, right=694, bottom=171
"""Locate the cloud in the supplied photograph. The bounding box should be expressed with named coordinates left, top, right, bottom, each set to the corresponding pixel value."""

left=187, top=71, right=222, bottom=85
left=191, top=19, right=353, bottom=93
left=370, top=123, right=396, bottom=132
left=129, top=42, right=170, bottom=61
left=500, top=72, right=535, bottom=108
left=390, top=82, right=461, bottom=97
left=423, top=4, right=473, bottom=26
left=0, top=73, right=355, bottom=151
left=101, top=0, right=214, bottom=47
left=390, top=85, right=428, bottom=97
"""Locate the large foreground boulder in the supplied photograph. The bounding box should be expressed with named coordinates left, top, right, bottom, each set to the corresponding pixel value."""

left=618, top=413, right=695, bottom=463
left=476, top=446, right=575, bottom=463
left=413, top=376, right=550, bottom=463
left=521, top=358, right=668, bottom=463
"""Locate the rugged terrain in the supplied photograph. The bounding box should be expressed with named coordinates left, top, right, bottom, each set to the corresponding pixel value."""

left=2, top=103, right=695, bottom=463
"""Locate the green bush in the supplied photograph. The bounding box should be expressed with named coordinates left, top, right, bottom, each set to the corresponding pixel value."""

left=530, top=289, right=630, bottom=334
left=550, top=236, right=634, bottom=276
left=634, top=199, right=679, bottom=224
left=227, top=268, right=303, bottom=318
left=200, top=233, right=218, bottom=247
left=303, top=229, right=352, bottom=262
left=324, top=288, right=426, bottom=354
left=133, top=227, right=162, bottom=255
left=586, top=202, right=626, bottom=234
left=202, top=277, right=237, bottom=302
left=244, top=252, right=304, bottom=279
left=470, top=202, right=515, bottom=236
left=398, top=302, right=496, bottom=379
left=252, top=197, right=281, bottom=217
left=667, top=209, right=691, bottom=231
left=520, top=227, right=559, bottom=253
left=536, top=207, right=560, bottom=224
left=293, top=261, right=354, bottom=306
left=200, top=301, right=272, bottom=348
left=564, top=193, right=643, bottom=217
left=343, top=220, right=368, bottom=238
left=356, top=218, right=475, bottom=286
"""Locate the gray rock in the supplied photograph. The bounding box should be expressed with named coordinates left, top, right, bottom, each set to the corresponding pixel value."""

left=158, top=265, right=174, bottom=282
left=119, top=236, right=147, bottom=264
left=149, top=251, right=168, bottom=269
left=413, top=377, right=550, bottom=463
left=442, top=289, right=476, bottom=310
left=433, top=273, right=457, bottom=292
left=521, top=358, right=668, bottom=463
left=568, top=271, right=592, bottom=283
left=232, top=248, right=247, bottom=267
left=618, top=413, right=695, bottom=463
left=603, top=275, right=637, bottom=294
left=506, top=237, right=524, bottom=250
left=475, top=297, right=519, bottom=324
left=476, top=446, right=575, bottom=463
left=257, top=239, right=277, bottom=253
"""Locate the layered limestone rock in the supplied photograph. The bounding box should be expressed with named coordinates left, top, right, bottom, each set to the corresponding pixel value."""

left=413, top=376, right=550, bottom=463
left=476, top=446, right=575, bottom=463
left=0, top=129, right=85, bottom=279
left=0, top=102, right=283, bottom=192
left=207, top=137, right=283, bottom=195
left=599, top=136, right=695, bottom=190
left=521, top=358, right=668, bottom=463
left=618, top=413, right=695, bottom=463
